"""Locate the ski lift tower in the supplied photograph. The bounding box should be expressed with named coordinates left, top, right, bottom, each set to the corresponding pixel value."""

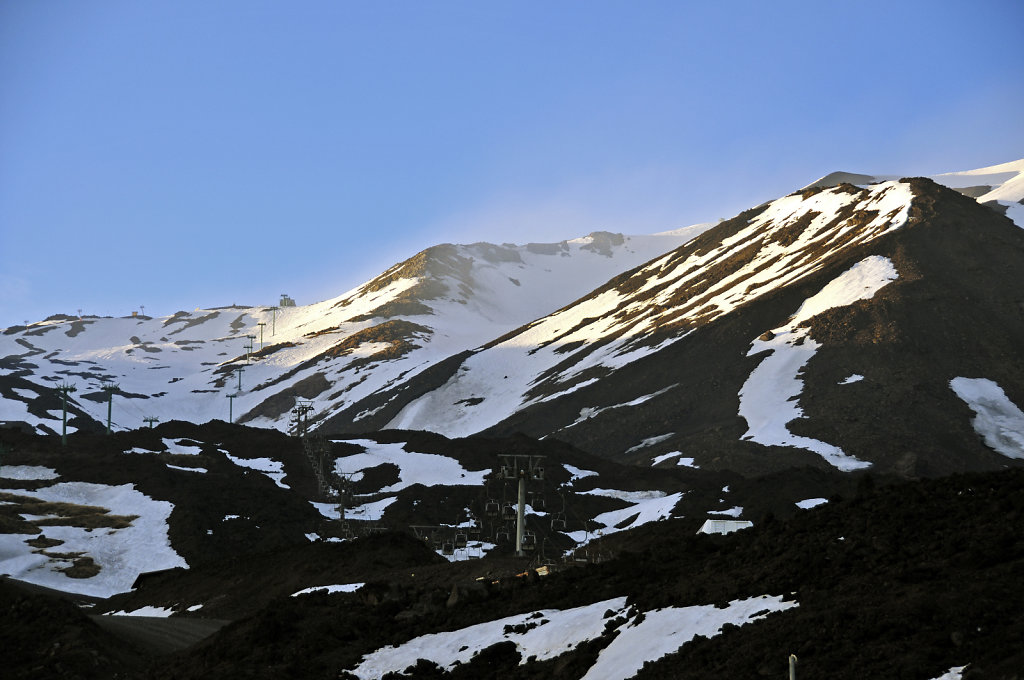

left=498, top=454, right=544, bottom=557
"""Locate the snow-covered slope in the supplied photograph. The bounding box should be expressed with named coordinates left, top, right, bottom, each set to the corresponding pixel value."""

left=0, top=229, right=707, bottom=434
left=386, top=181, right=915, bottom=439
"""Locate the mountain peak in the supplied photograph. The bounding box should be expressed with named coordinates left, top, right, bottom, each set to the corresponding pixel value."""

left=802, top=159, right=1024, bottom=227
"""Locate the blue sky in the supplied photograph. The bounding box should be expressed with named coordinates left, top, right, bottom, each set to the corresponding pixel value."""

left=2, top=0, right=1022, bottom=326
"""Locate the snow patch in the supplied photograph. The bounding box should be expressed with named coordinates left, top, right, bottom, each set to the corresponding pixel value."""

left=698, top=519, right=753, bottom=534
left=582, top=595, right=797, bottom=680
left=166, top=464, right=207, bottom=473
left=649, top=451, right=697, bottom=467
left=563, top=464, right=598, bottom=482
left=333, top=439, right=488, bottom=492
left=353, top=597, right=627, bottom=677
left=950, top=377, right=1024, bottom=459
left=291, top=583, right=365, bottom=597
left=224, top=453, right=289, bottom=488
left=1, top=465, right=59, bottom=480
left=353, top=594, right=795, bottom=680
left=567, top=492, right=682, bottom=546
left=928, top=665, right=969, bottom=680
left=310, top=501, right=342, bottom=520
left=105, top=605, right=175, bottom=617
left=162, top=439, right=203, bottom=456
left=795, top=498, right=828, bottom=509
left=0, top=482, right=187, bottom=597
left=625, top=433, right=674, bottom=454
left=581, top=489, right=666, bottom=503
left=739, top=256, right=897, bottom=470
left=346, top=496, right=398, bottom=521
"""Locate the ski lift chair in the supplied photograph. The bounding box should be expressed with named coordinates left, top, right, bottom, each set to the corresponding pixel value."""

left=455, top=532, right=468, bottom=549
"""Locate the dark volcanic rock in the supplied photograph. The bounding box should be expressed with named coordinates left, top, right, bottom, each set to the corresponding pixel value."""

left=2, top=420, right=1022, bottom=679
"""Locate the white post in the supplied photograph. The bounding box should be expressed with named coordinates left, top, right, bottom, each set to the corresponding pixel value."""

left=516, top=473, right=526, bottom=556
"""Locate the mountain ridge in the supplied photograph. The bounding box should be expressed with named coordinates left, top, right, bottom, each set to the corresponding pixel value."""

left=3, top=162, right=1023, bottom=479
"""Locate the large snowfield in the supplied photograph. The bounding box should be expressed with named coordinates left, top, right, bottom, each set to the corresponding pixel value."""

left=0, top=471, right=187, bottom=597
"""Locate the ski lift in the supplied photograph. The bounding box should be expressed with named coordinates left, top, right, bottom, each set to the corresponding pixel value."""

left=496, top=527, right=511, bottom=543
left=454, top=532, right=468, bottom=549
left=522, top=530, right=537, bottom=552
left=531, top=465, right=544, bottom=481
left=485, top=500, right=500, bottom=518
left=551, top=494, right=567, bottom=530
left=538, top=539, right=557, bottom=567
left=502, top=503, right=517, bottom=522
left=442, top=541, right=454, bottom=556
left=469, top=521, right=482, bottom=537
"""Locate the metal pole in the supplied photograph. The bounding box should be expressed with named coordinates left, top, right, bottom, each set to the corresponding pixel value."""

left=516, top=471, right=526, bottom=556
left=789, top=654, right=797, bottom=680
left=57, top=383, right=77, bottom=446
left=61, top=391, right=69, bottom=446
left=101, top=382, right=118, bottom=435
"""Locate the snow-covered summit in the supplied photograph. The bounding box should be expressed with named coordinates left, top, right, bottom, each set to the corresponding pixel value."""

left=804, top=158, right=1024, bottom=227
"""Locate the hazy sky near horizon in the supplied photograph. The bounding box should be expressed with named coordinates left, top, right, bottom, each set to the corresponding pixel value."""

left=2, top=0, right=1022, bottom=326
